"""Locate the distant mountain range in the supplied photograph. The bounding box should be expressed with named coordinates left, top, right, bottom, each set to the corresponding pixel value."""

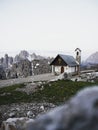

left=84, top=51, right=98, bottom=65
left=0, top=50, right=51, bottom=70
left=0, top=50, right=47, bottom=64
left=15, top=50, right=46, bottom=62
left=0, top=50, right=98, bottom=65
left=82, top=51, right=98, bottom=66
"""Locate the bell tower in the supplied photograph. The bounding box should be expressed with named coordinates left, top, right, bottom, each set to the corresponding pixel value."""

left=75, top=48, right=81, bottom=64
left=75, top=48, right=81, bottom=75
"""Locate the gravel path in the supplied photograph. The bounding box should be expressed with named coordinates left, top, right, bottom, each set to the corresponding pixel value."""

left=0, top=73, right=56, bottom=88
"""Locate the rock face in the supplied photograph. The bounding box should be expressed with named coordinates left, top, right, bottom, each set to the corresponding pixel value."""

left=32, top=59, right=52, bottom=75
left=0, top=51, right=53, bottom=79
left=6, top=59, right=32, bottom=79
left=0, top=65, right=6, bottom=79
left=14, top=50, right=30, bottom=63
left=0, top=54, right=13, bottom=69
left=30, top=53, right=45, bottom=61
left=19, top=50, right=29, bottom=60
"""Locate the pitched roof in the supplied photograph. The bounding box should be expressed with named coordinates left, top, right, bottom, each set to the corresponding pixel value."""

left=75, top=48, right=81, bottom=52
left=51, top=54, right=78, bottom=67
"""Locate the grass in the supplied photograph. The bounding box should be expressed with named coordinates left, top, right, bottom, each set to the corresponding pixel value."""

left=0, top=83, right=25, bottom=93
left=0, top=80, right=98, bottom=105
left=0, top=83, right=29, bottom=104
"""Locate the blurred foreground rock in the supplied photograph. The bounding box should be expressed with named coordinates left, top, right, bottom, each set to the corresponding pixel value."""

left=31, top=86, right=98, bottom=130
left=1, top=86, right=98, bottom=130
left=1, top=117, right=34, bottom=130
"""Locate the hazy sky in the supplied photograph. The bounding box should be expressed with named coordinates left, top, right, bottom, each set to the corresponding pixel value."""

left=0, top=0, right=98, bottom=60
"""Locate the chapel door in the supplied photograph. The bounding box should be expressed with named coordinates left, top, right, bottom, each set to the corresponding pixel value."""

left=61, top=66, right=64, bottom=73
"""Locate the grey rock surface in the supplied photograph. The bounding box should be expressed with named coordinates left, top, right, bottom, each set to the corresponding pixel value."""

left=0, top=65, right=6, bottom=80
left=0, top=51, right=53, bottom=79
left=0, top=103, right=56, bottom=127
left=32, top=59, right=52, bottom=75
left=6, top=59, right=32, bottom=79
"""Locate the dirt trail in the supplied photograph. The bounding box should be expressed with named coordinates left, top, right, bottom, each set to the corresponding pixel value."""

left=0, top=73, right=56, bottom=88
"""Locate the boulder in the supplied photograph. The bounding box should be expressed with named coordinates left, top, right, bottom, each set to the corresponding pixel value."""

left=30, top=86, right=98, bottom=130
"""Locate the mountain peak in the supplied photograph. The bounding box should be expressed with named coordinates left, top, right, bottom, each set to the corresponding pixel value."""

left=85, top=51, right=98, bottom=64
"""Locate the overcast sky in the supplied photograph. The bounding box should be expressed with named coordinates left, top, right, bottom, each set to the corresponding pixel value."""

left=0, top=0, right=98, bottom=60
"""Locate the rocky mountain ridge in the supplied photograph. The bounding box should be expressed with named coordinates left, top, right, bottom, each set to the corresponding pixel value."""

left=0, top=50, right=46, bottom=67
left=0, top=50, right=53, bottom=79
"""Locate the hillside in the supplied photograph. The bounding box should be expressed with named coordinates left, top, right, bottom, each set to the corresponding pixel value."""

left=1, top=80, right=98, bottom=125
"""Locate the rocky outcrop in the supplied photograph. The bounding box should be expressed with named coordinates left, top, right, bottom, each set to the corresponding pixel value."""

left=32, top=59, right=52, bottom=75
left=16, top=59, right=32, bottom=77
left=13, top=51, right=45, bottom=63
left=51, top=72, right=72, bottom=81
left=19, top=50, right=29, bottom=60
left=6, top=59, right=32, bottom=79
left=30, top=53, right=45, bottom=61
left=0, top=51, right=53, bottom=79
left=0, top=54, right=13, bottom=69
